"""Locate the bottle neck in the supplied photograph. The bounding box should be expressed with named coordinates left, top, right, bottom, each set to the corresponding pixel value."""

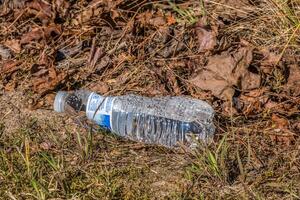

left=54, top=91, right=68, bottom=113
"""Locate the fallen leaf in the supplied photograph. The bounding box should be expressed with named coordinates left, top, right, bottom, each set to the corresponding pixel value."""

left=272, top=114, right=289, bottom=130
left=286, top=64, right=300, bottom=96
left=32, top=74, right=60, bottom=94
left=39, top=24, right=61, bottom=40
left=268, top=114, right=295, bottom=145
left=158, top=37, right=185, bottom=58
left=20, top=24, right=62, bottom=44
left=39, top=52, right=52, bottom=66
left=265, top=100, right=278, bottom=110
left=0, top=60, right=20, bottom=74
left=89, top=82, right=109, bottom=94
left=4, top=39, right=21, bottom=53
left=53, top=0, right=70, bottom=17
left=242, top=72, right=261, bottom=91
left=76, top=1, right=104, bottom=24
left=31, top=63, right=66, bottom=95
left=26, top=0, right=53, bottom=24
left=95, top=55, right=111, bottom=71
left=57, top=41, right=83, bottom=59
left=258, top=48, right=281, bottom=74
left=222, top=101, right=238, bottom=115
left=21, top=28, right=43, bottom=44
left=149, top=16, right=167, bottom=27
left=270, top=129, right=295, bottom=146
left=166, top=14, right=176, bottom=25
left=111, top=9, right=120, bottom=20
left=265, top=98, right=299, bottom=116
left=260, top=49, right=281, bottom=66
left=190, top=47, right=261, bottom=100
left=238, top=88, right=268, bottom=115
left=195, top=17, right=218, bottom=52
left=4, top=81, right=17, bottom=92
left=136, top=11, right=153, bottom=26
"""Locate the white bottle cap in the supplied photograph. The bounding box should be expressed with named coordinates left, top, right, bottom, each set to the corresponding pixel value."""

left=54, top=91, right=68, bottom=113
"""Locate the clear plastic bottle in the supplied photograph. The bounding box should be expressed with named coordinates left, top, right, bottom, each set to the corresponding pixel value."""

left=54, top=90, right=215, bottom=147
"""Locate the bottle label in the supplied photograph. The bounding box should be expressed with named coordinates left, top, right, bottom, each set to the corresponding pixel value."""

left=86, top=93, right=114, bottom=130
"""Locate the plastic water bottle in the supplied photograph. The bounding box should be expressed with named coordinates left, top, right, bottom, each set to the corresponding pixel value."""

left=54, top=90, right=215, bottom=147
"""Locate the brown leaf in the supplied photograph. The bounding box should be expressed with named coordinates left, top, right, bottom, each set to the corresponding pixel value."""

left=269, top=133, right=295, bottom=146
left=166, top=14, right=176, bottom=25
left=20, top=24, right=62, bottom=44
left=89, top=82, right=109, bottom=94
left=149, top=16, right=167, bottom=27
left=195, top=18, right=218, bottom=52
left=39, top=24, right=61, bottom=40
left=258, top=48, right=281, bottom=74
left=268, top=114, right=295, bottom=145
left=238, top=88, right=268, bottom=115
left=26, top=0, right=53, bottom=24
left=136, top=11, right=153, bottom=26
left=190, top=47, right=261, bottom=100
left=265, top=100, right=278, bottom=110
left=39, top=53, right=52, bottom=66
left=286, top=64, right=300, bottom=96
left=4, top=39, right=21, bottom=53
left=75, top=1, right=104, bottom=24
left=222, top=101, right=238, bottom=115
left=272, top=114, right=289, bottom=129
left=242, top=72, right=261, bottom=90
left=95, top=55, right=110, bottom=71
left=260, top=49, right=281, bottom=66
left=21, top=28, right=43, bottom=44
left=32, top=65, right=66, bottom=95
left=53, top=0, right=70, bottom=17
left=4, top=81, right=17, bottom=92
left=0, top=60, right=20, bottom=74
left=111, top=9, right=120, bottom=20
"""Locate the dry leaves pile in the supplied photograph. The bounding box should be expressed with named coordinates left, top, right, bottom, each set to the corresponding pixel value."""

left=0, top=0, right=299, bottom=144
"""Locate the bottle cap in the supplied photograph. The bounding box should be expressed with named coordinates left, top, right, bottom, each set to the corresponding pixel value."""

left=54, top=91, right=68, bottom=113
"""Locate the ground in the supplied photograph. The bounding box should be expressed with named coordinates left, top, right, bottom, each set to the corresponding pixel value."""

left=0, top=0, right=300, bottom=199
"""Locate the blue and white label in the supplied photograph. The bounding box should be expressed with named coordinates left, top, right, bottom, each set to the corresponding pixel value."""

left=86, top=93, right=114, bottom=130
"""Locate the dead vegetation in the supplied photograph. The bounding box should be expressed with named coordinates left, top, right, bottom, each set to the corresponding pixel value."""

left=0, top=0, right=299, bottom=199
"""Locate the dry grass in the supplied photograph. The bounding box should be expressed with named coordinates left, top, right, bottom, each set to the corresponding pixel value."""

left=1, top=106, right=299, bottom=199
left=207, top=0, right=300, bottom=48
